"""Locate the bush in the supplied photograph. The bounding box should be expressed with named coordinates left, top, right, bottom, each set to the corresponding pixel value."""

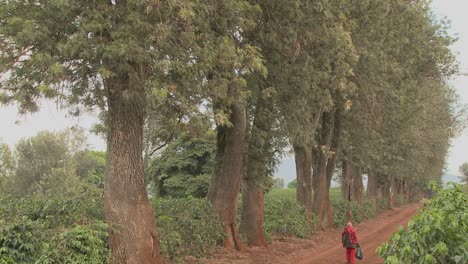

left=0, top=191, right=103, bottom=228
left=0, top=218, right=43, bottom=263
left=264, top=189, right=314, bottom=239
left=333, top=200, right=378, bottom=227
left=36, top=221, right=109, bottom=264
left=377, top=184, right=468, bottom=264
left=0, top=193, right=108, bottom=264
left=152, top=197, right=224, bottom=259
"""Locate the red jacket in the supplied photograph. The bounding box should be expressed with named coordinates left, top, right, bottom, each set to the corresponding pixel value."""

left=342, top=226, right=359, bottom=247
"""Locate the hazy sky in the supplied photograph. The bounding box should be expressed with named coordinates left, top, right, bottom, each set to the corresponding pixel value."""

left=0, top=1, right=467, bottom=175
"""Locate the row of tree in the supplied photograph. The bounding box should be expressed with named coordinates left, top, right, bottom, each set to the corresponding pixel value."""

left=0, top=0, right=462, bottom=263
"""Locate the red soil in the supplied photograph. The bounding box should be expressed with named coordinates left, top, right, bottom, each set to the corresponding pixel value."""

left=195, top=203, right=421, bottom=264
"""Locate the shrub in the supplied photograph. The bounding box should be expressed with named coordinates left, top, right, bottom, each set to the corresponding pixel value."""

left=264, top=189, right=314, bottom=239
left=360, top=200, right=377, bottom=220
left=0, top=218, right=43, bottom=263
left=377, top=184, right=468, bottom=264
left=152, top=197, right=224, bottom=259
left=333, top=200, right=378, bottom=227
left=0, top=190, right=103, bottom=228
left=0, top=193, right=108, bottom=264
left=36, top=221, right=109, bottom=264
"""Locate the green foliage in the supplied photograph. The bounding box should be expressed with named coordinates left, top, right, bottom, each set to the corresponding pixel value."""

left=73, top=150, right=106, bottom=186
left=13, top=131, right=69, bottom=195
left=8, top=129, right=88, bottom=196
left=340, top=0, right=459, bottom=192
left=264, top=189, right=314, bottom=239
left=272, top=178, right=285, bottom=189
left=0, top=191, right=107, bottom=264
left=0, top=142, right=14, bottom=192
left=460, top=163, right=468, bottom=183
left=329, top=187, right=342, bottom=203
left=287, top=179, right=297, bottom=189
left=0, top=190, right=103, bottom=230
left=332, top=199, right=378, bottom=228
left=36, top=222, right=109, bottom=264
left=148, top=136, right=215, bottom=198
left=0, top=218, right=43, bottom=263
left=377, top=184, right=468, bottom=264
left=152, top=197, right=224, bottom=259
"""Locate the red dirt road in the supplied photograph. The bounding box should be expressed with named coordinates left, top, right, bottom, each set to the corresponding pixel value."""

left=198, top=203, right=421, bottom=264
left=295, top=203, right=421, bottom=264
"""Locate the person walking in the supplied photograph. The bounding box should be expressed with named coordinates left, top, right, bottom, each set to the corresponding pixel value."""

left=342, top=221, right=359, bottom=264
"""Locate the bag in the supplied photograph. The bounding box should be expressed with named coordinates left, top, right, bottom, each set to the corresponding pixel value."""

left=355, top=245, right=363, bottom=260
left=342, top=232, right=353, bottom=248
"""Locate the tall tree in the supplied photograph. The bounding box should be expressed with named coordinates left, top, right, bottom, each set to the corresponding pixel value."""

left=13, top=131, right=70, bottom=195
left=1, top=1, right=190, bottom=262
left=194, top=1, right=265, bottom=250
left=0, top=141, right=15, bottom=193
left=460, top=163, right=468, bottom=184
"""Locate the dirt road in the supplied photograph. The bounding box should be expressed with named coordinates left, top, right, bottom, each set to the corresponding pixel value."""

left=199, top=203, right=421, bottom=264
left=295, top=203, right=421, bottom=264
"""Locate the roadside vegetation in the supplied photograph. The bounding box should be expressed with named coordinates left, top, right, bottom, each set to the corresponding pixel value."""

left=378, top=184, right=468, bottom=264
left=0, top=0, right=464, bottom=263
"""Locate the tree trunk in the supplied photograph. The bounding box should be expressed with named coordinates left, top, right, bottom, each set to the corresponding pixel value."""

left=104, top=80, right=161, bottom=264
left=294, top=144, right=313, bottom=215
left=312, top=149, right=328, bottom=230
left=352, top=166, right=363, bottom=205
left=366, top=169, right=378, bottom=201
left=342, top=160, right=353, bottom=202
left=324, top=154, right=336, bottom=229
left=208, top=102, right=246, bottom=250
left=324, top=108, right=342, bottom=229
left=390, top=176, right=397, bottom=208
left=380, top=181, right=391, bottom=208
left=313, top=110, right=339, bottom=230
left=240, top=94, right=274, bottom=247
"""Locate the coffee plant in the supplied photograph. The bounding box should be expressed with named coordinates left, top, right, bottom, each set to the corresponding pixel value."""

left=377, top=184, right=468, bottom=264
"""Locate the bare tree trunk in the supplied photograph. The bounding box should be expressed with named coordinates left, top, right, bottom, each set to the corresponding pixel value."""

left=324, top=154, right=336, bottom=229
left=294, top=144, right=313, bottom=215
left=208, top=103, right=246, bottom=250
left=380, top=180, right=391, bottom=208
left=240, top=94, right=273, bottom=247
left=104, top=79, right=161, bottom=264
left=342, top=160, right=353, bottom=202
left=390, top=176, right=397, bottom=208
left=352, top=166, right=363, bottom=205
left=312, top=149, right=328, bottom=230
left=366, top=169, right=378, bottom=201
left=324, top=108, right=342, bottom=229
left=313, top=110, right=340, bottom=230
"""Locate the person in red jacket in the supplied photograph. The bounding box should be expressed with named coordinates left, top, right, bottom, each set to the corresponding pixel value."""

left=342, top=221, right=359, bottom=264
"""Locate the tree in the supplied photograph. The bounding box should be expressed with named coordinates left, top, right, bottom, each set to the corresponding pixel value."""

left=73, top=150, right=106, bottom=186
left=272, top=178, right=284, bottom=189
left=13, top=131, right=70, bottom=195
left=0, top=141, right=15, bottom=193
left=460, top=163, right=468, bottom=183
left=339, top=0, right=458, bottom=208
left=148, top=134, right=215, bottom=198
left=288, top=179, right=297, bottom=189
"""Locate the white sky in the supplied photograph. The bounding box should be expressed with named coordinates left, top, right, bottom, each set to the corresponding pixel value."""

left=0, top=1, right=467, bottom=175
left=0, top=102, right=105, bottom=150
